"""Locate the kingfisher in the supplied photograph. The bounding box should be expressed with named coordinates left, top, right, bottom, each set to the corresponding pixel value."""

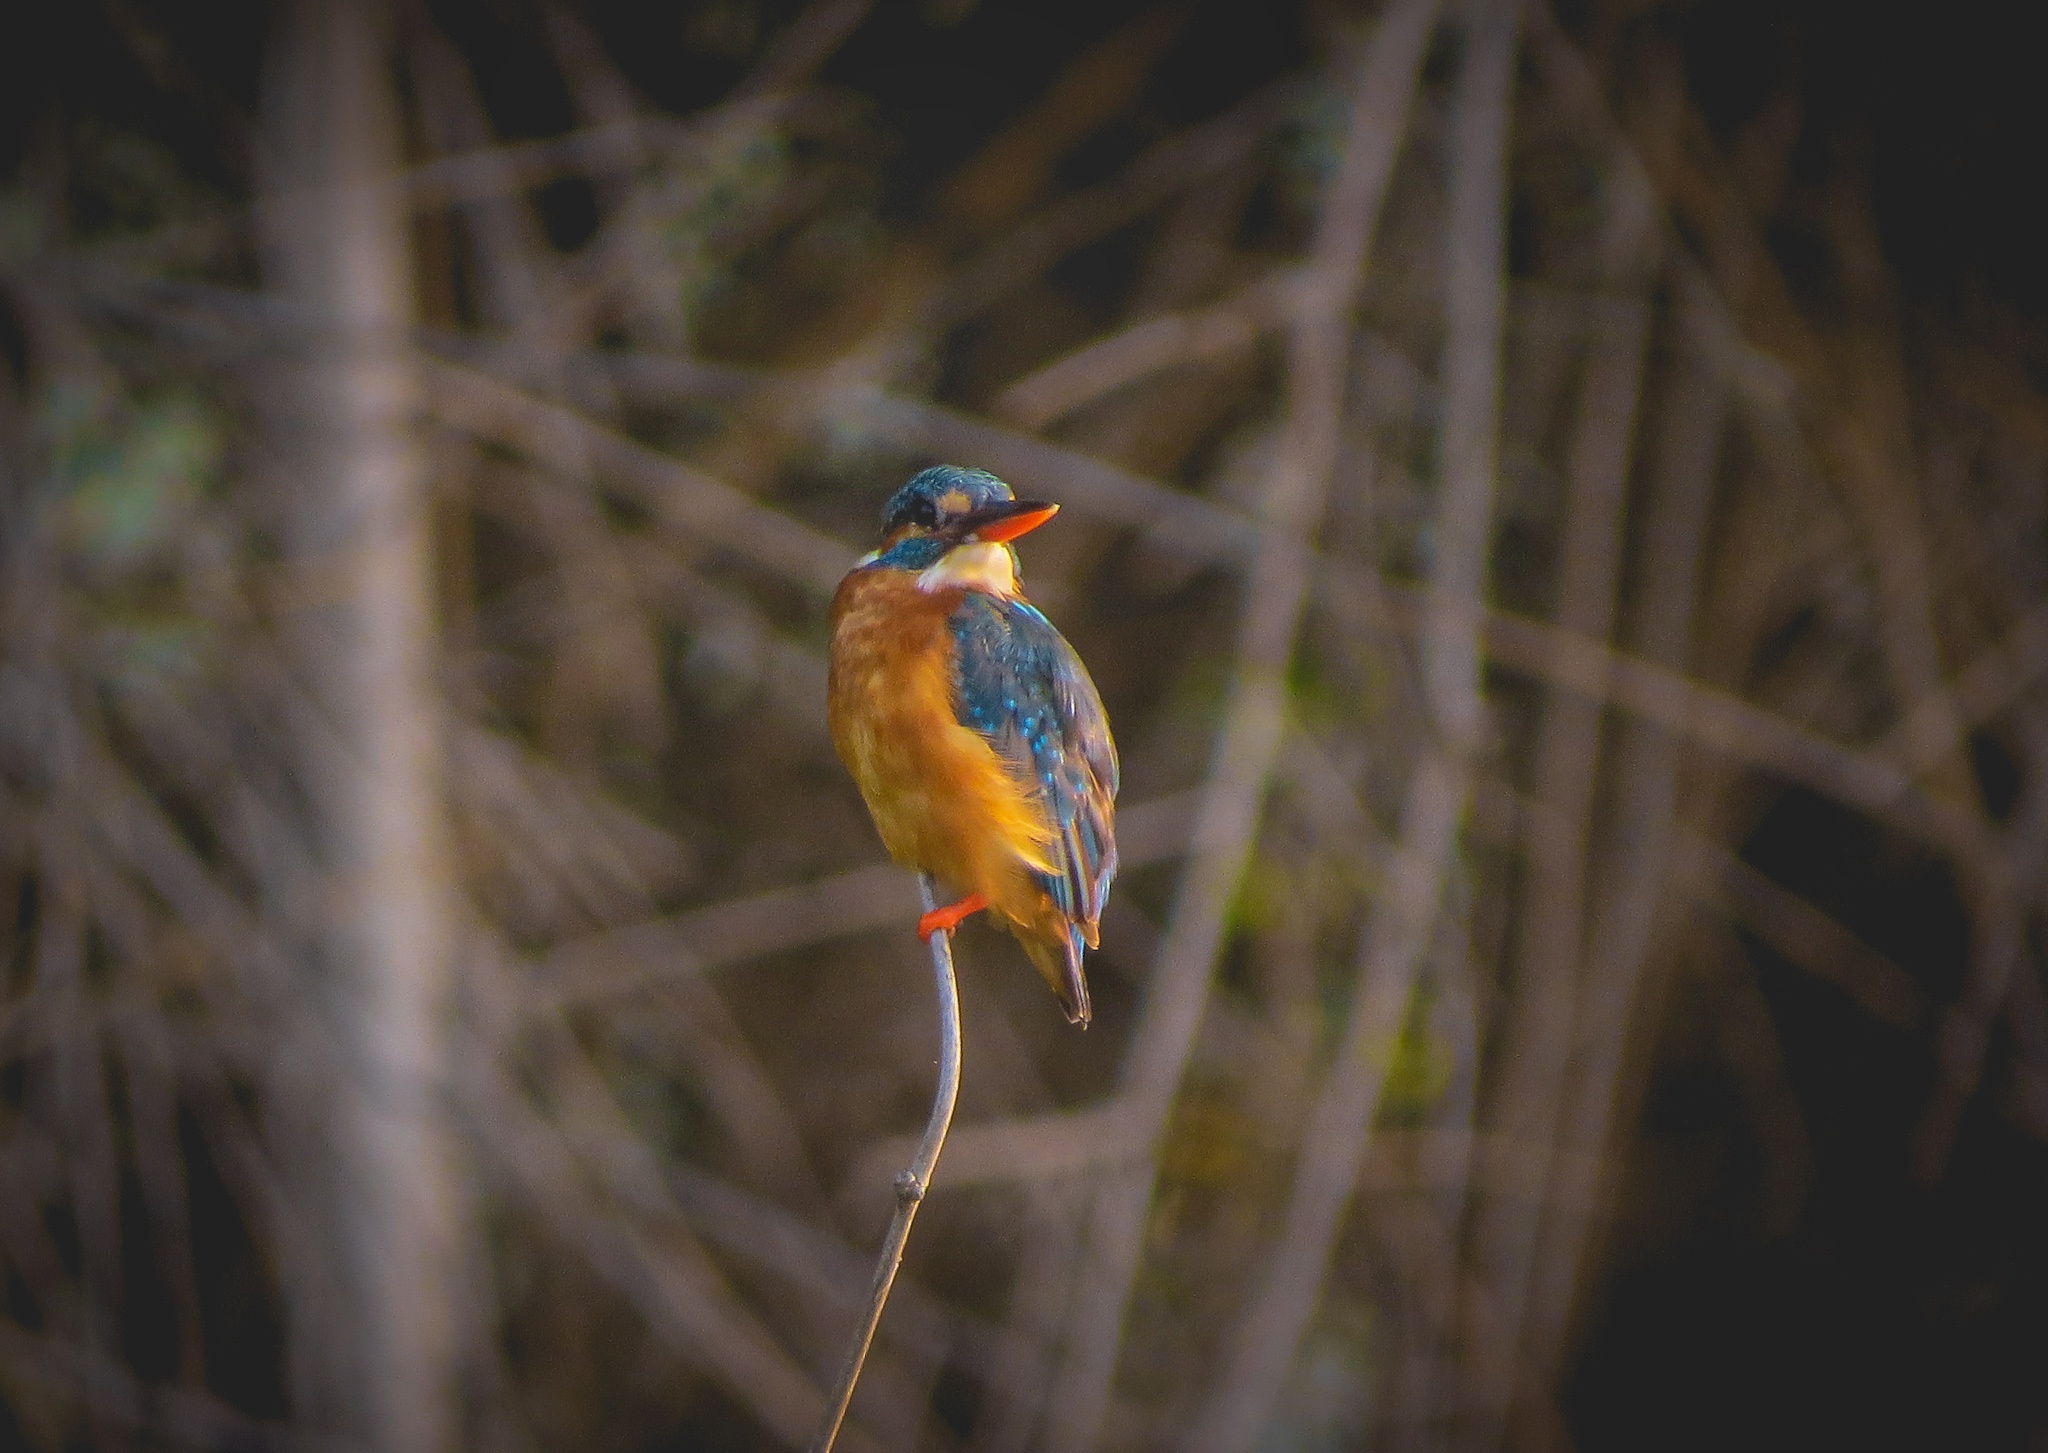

left=828, top=465, right=1118, bottom=1025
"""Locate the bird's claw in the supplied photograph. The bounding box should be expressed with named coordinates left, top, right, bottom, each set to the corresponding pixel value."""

left=917, top=892, right=989, bottom=941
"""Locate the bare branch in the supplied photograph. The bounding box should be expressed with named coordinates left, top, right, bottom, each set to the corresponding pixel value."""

left=810, top=875, right=964, bottom=1453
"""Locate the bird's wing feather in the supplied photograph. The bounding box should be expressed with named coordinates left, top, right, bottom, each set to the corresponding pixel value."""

left=949, top=593, right=1118, bottom=930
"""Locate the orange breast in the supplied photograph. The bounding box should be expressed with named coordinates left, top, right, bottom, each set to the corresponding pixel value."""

left=828, top=571, right=1055, bottom=910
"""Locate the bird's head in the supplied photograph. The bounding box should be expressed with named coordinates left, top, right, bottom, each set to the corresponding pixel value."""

left=857, top=465, right=1059, bottom=592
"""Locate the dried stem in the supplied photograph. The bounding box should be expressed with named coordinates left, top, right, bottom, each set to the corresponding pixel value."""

left=810, top=874, right=965, bottom=1453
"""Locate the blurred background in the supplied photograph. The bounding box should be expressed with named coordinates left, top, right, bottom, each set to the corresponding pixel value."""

left=2, top=0, right=2046, bottom=1448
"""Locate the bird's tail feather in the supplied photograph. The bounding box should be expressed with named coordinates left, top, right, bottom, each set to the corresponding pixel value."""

left=1022, top=923, right=1091, bottom=1027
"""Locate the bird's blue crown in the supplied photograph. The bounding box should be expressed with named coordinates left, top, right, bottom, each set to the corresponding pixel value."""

left=880, top=465, right=1014, bottom=537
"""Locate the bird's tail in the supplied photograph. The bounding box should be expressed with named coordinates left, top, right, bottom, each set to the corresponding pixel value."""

left=1022, top=921, right=1092, bottom=1027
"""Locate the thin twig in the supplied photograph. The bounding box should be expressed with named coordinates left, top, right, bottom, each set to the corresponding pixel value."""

left=923, top=77, right=1305, bottom=332
left=1676, top=832, right=1926, bottom=1027
left=991, top=270, right=1302, bottom=429
left=810, top=874, right=964, bottom=1453
left=1519, top=301, right=1728, bottom=1389
left=1462, top=107, right=1657, bottom=1438
left=417, top=354, right=851, bottom=593
left=732, top=0, right=876, bottom=100
left=1696, top=917, right=1814, bottom=1235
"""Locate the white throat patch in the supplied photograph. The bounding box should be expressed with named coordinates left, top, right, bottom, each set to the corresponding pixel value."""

left=918, top=542, right=1018, bottom=597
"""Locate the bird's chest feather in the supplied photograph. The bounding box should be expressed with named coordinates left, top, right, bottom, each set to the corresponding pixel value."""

left=828, top=572, right=1045, bottom=869
left=829, top=576, right=967, bottom=814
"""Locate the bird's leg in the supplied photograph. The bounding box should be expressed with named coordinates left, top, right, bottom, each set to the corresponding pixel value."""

left=917, top=892, right=989, bottom=941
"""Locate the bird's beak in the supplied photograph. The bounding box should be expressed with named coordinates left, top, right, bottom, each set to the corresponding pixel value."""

left=960, top=499, right=1060, bottom=544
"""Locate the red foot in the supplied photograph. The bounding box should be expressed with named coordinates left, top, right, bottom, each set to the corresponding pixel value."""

left=918, top=892, right=989, bottom=941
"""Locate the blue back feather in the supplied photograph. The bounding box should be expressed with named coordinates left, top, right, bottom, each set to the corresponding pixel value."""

left=949, top=593, right=1119, bottom=930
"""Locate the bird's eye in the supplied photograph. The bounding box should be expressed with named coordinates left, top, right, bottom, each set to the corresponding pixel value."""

left=909, top=496, right=939, bottom=527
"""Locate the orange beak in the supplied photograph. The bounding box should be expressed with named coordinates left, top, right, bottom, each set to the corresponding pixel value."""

left=965, top=500, right=1060, bottom=544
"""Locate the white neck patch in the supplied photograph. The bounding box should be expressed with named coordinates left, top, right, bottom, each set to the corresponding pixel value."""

left=918, top=542, right=1018, bottom=597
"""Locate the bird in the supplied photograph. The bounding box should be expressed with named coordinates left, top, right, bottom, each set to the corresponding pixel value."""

left=828, top=465, right=1118, bottom=1025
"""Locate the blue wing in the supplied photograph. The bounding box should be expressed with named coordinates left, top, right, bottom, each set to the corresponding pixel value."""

left=949, top=593, right=1119, bottom=937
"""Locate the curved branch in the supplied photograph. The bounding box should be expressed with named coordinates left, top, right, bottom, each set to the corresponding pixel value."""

left=809, top=874, right=963, bottom=1453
